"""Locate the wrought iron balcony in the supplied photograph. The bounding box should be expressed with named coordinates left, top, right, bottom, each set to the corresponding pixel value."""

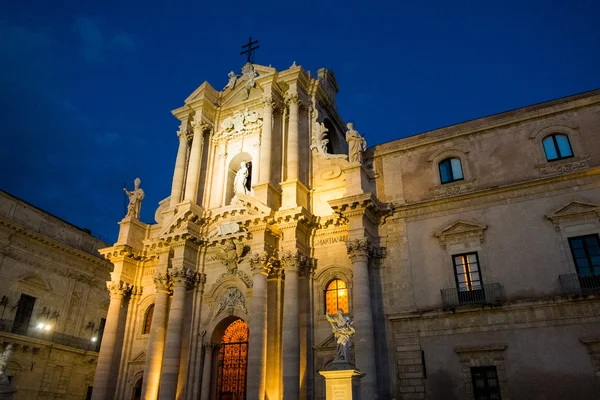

left=441, top=283, right=503, bottom=308
left=559, top=273, right=600, bottom=295
left=0, top=319, right=99, bottom=352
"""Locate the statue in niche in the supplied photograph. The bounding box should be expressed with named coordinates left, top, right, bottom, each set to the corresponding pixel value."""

left=0, top=344, right=13, bottom=384
left=124, top=178, right=145, bottom=219
left=346, top=122, right=367, bottom=164
left=233, top=161, right=250, bottom=197
left=326, top=309, right=355, bottom=363
left=225, top=71, right=237, bottom=90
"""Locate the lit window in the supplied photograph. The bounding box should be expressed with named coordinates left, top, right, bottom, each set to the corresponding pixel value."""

left=453, top=253, right=485, bottom=304
left=325, top=279, right=349, bottom=314
left=143, top=304, right=154, bottom=335
left=542, top=134, right=573, bottom=161
left=438, top=158, right=464, bottom=184
left=568, top=234, right=600, bottom=290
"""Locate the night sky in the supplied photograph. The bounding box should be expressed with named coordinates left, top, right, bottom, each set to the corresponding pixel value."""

left=1, top=0, right=599, bottom=242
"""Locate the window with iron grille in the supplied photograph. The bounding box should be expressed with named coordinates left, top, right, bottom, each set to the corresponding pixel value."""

left=471, top=366, right=502, bottom=400
left=453, top=252, right=485, bottom=304
left=568, top=234, right=600, bottom=289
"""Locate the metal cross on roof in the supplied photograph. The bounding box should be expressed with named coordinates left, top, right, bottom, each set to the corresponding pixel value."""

left=240, top=37, right=259, bottom=63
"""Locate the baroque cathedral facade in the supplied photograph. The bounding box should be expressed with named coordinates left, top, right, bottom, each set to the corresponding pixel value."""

left=91, top=61, right=600, bottom=400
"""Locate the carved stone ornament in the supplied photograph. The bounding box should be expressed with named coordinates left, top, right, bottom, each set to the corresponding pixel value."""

left=215, top=107, right=263, bottom=141
left=310, top=108, right=346, bottom=159
left=215, top=239, right=250, bottom=273
left=106, top=280, right=133, bottom=296
left=433, top=179, right=475, bottom=198
left=169, top=266, right=200, bottom=288
left=249, top=252, right=272, bottom=275
left=216, top=287, right=247, bottom=315
left=152, top=271, right=172, bottom=292
left=281, top=250, right=307, bottom=273
left=191, top=117, right=212, bottom=134
left=346, top=239, right=369, bottom=262
left=536, top=156, right=589, bottom=176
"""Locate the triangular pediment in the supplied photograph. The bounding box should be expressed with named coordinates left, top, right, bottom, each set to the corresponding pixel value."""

left=435, top=220, right=487, bottom=238
left=546, top=201, right=600, bottom=220
left=220, top=82, right=264, bottom=109
left=184, top=81, right=218, bottom=105
left=129, top=351, right=146, bottom=363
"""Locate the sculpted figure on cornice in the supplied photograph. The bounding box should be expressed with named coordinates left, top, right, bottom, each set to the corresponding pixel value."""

left=123, top=178, right=144, bottom=219
left=311, top=108, right=330, bottom=156
left=241, top=62, right=257, bottom=97
left=346, top=122, right=367, bottom=164
left=225, top=71, right=237, bottom=90
left=216, top=108, right=263, bottom=141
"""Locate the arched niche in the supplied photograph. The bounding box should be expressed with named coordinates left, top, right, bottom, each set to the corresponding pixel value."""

left=323, top=118, right=342, bottom=154
left=226, top=152, right=253, bottom=205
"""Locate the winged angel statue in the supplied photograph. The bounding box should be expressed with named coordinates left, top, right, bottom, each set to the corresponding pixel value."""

left=326, top=309, right=356, bottom=363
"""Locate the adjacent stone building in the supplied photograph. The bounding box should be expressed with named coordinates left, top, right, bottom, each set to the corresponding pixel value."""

left=0, top=191, right=112, bottom=399
left=92, top=61, right=600, bottom=400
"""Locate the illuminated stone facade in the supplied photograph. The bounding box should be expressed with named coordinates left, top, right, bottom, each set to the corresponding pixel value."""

left=93, top=61, right=600, bottom=400
left=0, top=191, right=112, bottom=400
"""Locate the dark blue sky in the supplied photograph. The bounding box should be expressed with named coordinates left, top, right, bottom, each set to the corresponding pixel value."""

left=1, top=0, right=599, bottom=242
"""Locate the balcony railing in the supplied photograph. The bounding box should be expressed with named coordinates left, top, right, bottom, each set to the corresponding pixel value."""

left=0, top=319, right=99, bottom=352
left=441, top=283, right=503, bottom=308
left=559, top=274, right=600, bottom=295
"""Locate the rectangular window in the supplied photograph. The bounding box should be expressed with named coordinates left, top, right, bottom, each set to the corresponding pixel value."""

left=471, top=366, right=502, bottom=399
left=12, top=294, right=36, bottom=335
left=453, top=253, right=485, bottom=304
left=568, top=234, right=600, bottom=290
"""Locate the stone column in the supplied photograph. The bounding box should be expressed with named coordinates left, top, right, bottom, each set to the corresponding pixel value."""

left=141, top=273, right=171, bottom=400
left=200, top=344, right=216, bottom=400
left=170, top=128, right=189, bottom=207
left=258, top=97, right=273, bottom=185
left=158, top=267, right=197, bottom=400
left=281, top=251, right=301, bottom=400
left=213, top=142, right=227, bottom=208
left=246, top=253, right=271, bottom=400
left=286, top=93, right=300, bottom=181
left=346, top=239, right=378, bottom=399
left=183, top=118, right=206, bottom=202
left=91, top=281, right=132, bottom=400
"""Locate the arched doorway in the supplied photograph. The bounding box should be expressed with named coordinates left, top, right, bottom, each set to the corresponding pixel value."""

left=216, top=319, right=249, bottom=400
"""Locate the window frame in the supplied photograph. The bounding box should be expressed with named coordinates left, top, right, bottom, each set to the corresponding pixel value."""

left=142, top=304, right=154, bottom=335
left=324, top=279, right=349, bottom=315
left=452, top=252, right=486, bottom=304
left=438, top=157, right=464, bottom=184
left=542, top=134, right=574, bottom=162
left=470, top=366, right=502, bottom=400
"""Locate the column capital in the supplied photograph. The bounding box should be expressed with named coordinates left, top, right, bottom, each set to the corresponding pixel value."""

left=169, top=266, right=201, bottom=288
left=285, top=92, right=300, bottom=107
left=106, top=280, right=133, bottom=297
left=191, top=118, right=213, bottom=135
left=281, top=250, right=305, bottom=273
left=346, top=238, right=370, bottom=262
left=152, top=271, right=172, bottom=293
left=250, top=252, right=277, bottom=276
left=261, top=96, right=275, bottom=109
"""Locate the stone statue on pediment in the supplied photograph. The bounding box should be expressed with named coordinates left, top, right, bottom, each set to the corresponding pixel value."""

left=225, top=71, right=237, bottom=90
left=346, top=122, right=366, bottom=164
left=124, top=178, right=144, bottom=219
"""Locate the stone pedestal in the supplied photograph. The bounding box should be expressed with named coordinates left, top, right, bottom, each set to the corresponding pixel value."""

left=319, top=365, right=364, bottom=400
left=342, top=163, right=370, bottom=196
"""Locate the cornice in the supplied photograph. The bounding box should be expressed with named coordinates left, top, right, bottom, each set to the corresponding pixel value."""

left=0, top=217, right=111, bottom=269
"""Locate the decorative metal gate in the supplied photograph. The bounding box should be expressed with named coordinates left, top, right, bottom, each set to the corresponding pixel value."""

left=216, top=320, right=248, bottom=400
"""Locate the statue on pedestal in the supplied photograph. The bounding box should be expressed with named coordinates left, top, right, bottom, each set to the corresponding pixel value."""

left=345, top=122, right=367, bottom=164
left=234, top=162, right=249, bottom=194
left=225, top=71, right=237, bottom=90
left=0, top=344, right=14, bottom=385
left=326, top=309, right=356, bottom=363
left=124, top=178, right=145, bottom=219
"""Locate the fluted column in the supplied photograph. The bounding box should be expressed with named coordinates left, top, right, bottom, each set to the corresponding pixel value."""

left=346, top=239, right=378, bottom=399
left=200, top=344, right=216, bottom=400
left=170, top=129, right=189, bottom=207
left=258, top=97, right=273, bottom=184
left=281, top=251, right=302, bottom=400
left=183, top=118, right=206, bottom=202
left=141, top=273, right=171, bottom=400
left=159, top=267, right=198, bottom=400
left=286, top=93, right=300, bottom=181
left=91, top=281, right=132, bottom=400
left=247, top=253, right=271, bottom=400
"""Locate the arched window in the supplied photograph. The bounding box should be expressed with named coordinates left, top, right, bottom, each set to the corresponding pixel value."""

left=325, top=279, right=349, bottom=314
left=142, top=304, right=154, bottom=335
left=542, top=134, right=573, bottom=161
left=438, top=158, right=464, bottom=184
